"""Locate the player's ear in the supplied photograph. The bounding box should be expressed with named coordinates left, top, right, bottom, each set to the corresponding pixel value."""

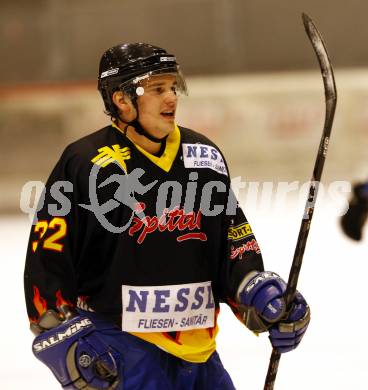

left=112, top=91, right=133, bottom=115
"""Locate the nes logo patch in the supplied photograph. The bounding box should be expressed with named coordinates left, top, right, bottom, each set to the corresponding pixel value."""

left=182, top=143, right=228, bottom=176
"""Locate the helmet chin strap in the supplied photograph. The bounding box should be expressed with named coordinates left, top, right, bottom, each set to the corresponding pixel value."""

left=128, top=118, right=168, bottom=144
left=125, top=99, right=168, bottom=144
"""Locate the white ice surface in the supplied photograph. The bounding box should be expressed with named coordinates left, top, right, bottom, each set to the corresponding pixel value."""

left=0, top=197, right=367, bottom=389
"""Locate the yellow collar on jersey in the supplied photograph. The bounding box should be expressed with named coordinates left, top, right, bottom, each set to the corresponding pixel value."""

left=111, top=122, right=181, bottom=172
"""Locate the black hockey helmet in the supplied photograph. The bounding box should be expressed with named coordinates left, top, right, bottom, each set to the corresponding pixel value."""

left=98, top=43, right=187, bottom=119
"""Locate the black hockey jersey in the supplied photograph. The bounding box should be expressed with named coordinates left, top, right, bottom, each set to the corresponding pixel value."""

left=24, top=124, right=264, bottom=362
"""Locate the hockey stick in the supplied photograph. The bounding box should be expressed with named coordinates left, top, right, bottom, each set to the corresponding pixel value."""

left=263, top=13, right=337, bottom=390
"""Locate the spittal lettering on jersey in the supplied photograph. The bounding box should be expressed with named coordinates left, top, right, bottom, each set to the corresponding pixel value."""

left=122, top=282, right=215, bottom=332
left=182, top=144, right=228, bottom=176
left=128, top=204, right=207, bottom=244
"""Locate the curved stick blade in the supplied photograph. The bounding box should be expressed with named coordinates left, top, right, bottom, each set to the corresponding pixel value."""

left=302, top=12, right=337, bottom=107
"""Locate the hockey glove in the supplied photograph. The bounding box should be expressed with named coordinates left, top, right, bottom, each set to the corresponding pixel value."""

left=31, top=306, right=121, bottom=390
left=341, top=182, right=368, bottom=241
left=237, top=271, right=310, bottom=353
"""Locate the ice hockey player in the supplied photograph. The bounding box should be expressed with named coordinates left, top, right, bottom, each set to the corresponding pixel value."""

left=24, top=43, right=310, bottom=389
left=341, top=180, right=368, bottom=241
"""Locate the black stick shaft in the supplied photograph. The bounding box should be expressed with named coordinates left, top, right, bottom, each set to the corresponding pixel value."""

left=263, top=13, right=337, bottom=390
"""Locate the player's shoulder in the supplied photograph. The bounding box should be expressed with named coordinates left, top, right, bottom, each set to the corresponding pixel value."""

left=59, top=124, right=128, bottom=165
left=63, top=125, right=113, bottom=156
left=178, top=125, right=230, bottom=177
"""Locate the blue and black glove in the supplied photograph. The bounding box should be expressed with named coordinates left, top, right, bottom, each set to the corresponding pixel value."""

left=31, top=306, right=122, bottom=389
left=237, top=271, right=310, bottom=353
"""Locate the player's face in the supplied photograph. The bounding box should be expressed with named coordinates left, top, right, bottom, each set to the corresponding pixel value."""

left=136, top=74, right=178, bottom=137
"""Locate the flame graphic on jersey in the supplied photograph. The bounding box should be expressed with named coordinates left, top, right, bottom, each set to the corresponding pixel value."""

left=56, top=289, right=74, bottom=308
left=32, top=285, right=47, bottom=316
left=31, top=286, right=74, bottom=323
left=163, top=331, right=183, bottom=345
left=159, top=308, right=219, bottom=345
left=227, top=297, right=247, bottom=325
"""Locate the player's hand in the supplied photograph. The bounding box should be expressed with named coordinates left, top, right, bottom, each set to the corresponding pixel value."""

left=268, top=291, right=310, bottom=353
left=238, top=271, right=310, bottom=353
left=31, top=306, right=121, bottom=389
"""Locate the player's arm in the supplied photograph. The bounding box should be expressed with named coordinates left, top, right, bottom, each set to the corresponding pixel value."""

left=222, top=202, right=310, bottom=353
left=24, top=147, right=80, bottom=325
left=23, top=146, right=124, bottom=389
